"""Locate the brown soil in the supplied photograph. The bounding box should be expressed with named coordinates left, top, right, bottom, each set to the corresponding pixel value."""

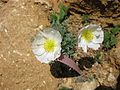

left=0, top=0, right=59, bottom=90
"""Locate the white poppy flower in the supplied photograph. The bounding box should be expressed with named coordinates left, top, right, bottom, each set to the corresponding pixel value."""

left=78, top=24, right=104, bottom=53
left=32, top=28, right=62, bottom=63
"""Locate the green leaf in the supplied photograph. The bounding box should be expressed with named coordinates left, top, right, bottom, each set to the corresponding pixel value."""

left=50, top=12, right=60, bottom=26
left=111, top=26, right=120, bottom=35
left=82, top=14, right=90, bottom=22
left=94, top=52, right=103, bottom=63
left=104, top=31, right=110, bottom=41
left=103, top=26, right=120, bottom=49
left=59, top=4, right=68, bottom=22
left=110, top=34, right=116, bottom=46
left=50, top=3, right=68, bottom=27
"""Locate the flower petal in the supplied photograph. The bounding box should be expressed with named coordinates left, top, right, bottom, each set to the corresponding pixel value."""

left=46, top=53, right=55, bottom=60
left=78, top=38, right=88, bottom=52
left=32, top=46, right=45, bottom=55
left=35, top=52, right=48, bottom=63
left=43, top=28, right=62, bottom=43
left=35, top=52, right=55, bottom=63
left=81, top=24, right=101, bottom=32
left=53, top=46, right=61, bottom=58
left=87, top=24, right=101, bottom=31
left=32, top=34, right=45, bottom=49
left=93, top=30, right=104, bottom=43
left=87, top=42, right=100, bottom=50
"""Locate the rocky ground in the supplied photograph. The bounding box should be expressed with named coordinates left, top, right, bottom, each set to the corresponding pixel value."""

left=0, top=0, right=120, bottom=90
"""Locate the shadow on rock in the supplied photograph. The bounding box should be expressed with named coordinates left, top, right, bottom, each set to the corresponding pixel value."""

left=116, top=74, right=120, bottom=90
left=83, top=0, right=105, bottom=14
left=95, top=86, right=114, bottom=90
left=69, top=0, right=106, bottom=14
left=78, top=57, right=95, bottom=70
left=95, top=74, right=120, bottom=90
left=50, top=61, right=80, bottom=78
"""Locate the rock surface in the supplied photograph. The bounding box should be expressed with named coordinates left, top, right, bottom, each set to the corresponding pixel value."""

left=74, top=79, right=99, bottom=90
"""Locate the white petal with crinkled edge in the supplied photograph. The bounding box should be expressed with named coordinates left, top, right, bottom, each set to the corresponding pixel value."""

left=32, top=37, right=45, bottom=55
left=78, top=38, right=87, bottom=52
left=32, top=35, right=45, bottom=50
left=42, top=28, right=62, bottom=43
left=32, top=47, right=44, bottom=55
left=53, top=45, right=61, bottom=58
left=35, top=48, right=60, bottom=64
left=35, top=52, right=49, bottom=63
left=87, top=42, right=100, bottom=50
left=34, top=48, right=60, bottom=63
left=92, top=30, right=104, bottom=43
left=81, top=24, right=100, bottom=32
left=86, top=24, right=101, bottom=31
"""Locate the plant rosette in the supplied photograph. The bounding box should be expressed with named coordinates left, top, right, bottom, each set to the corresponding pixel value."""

left=32, top=28, right=62, bottom=64
left=78, top=24, right=104, bottom=52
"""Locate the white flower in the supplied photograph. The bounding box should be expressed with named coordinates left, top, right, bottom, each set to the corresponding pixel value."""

left=78, top=24, right=104, bottom=53
left=32, top=28, right=62, bottom=63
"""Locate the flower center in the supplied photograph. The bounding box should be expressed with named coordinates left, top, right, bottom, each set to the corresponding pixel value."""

left=82, top=30, right=94, bottom=42
left=44, top=39, right=56, bottom=52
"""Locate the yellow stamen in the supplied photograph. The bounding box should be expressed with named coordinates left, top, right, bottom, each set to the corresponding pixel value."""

left=44, top=39, right=56, bottom=52
left=82, top=30, right=94, bottom=42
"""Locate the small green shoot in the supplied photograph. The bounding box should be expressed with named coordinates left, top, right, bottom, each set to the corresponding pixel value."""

left=59, top=4, right=68, bottom=23
left=94, top=52, right=103, bottom=63
left=82, top=14, right=90, bottom=24
left=103, top=26, right=120, bottom=49
left=50, top=12, right=60, bottom=26
left=50, top=4, right=68, bottom=26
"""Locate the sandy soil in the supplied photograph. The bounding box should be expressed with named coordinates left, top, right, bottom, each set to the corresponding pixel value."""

left=0, top=0, right=59, bottom=90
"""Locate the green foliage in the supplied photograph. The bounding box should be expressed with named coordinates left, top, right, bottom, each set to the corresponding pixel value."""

left=111, top=26, right=120, bottom=35
left=59, top=4, right=68, bottom=22
left=50, top=4, right=68, bottom=26
left=60, top=27, right=77, bottom=58
left=103, top=26, right=120, bottom=49
left=82, top=14, right=90, bottom=24
left=94, top=52, right=103, bottom=63
left=50, top=12, right=60, bottom=26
